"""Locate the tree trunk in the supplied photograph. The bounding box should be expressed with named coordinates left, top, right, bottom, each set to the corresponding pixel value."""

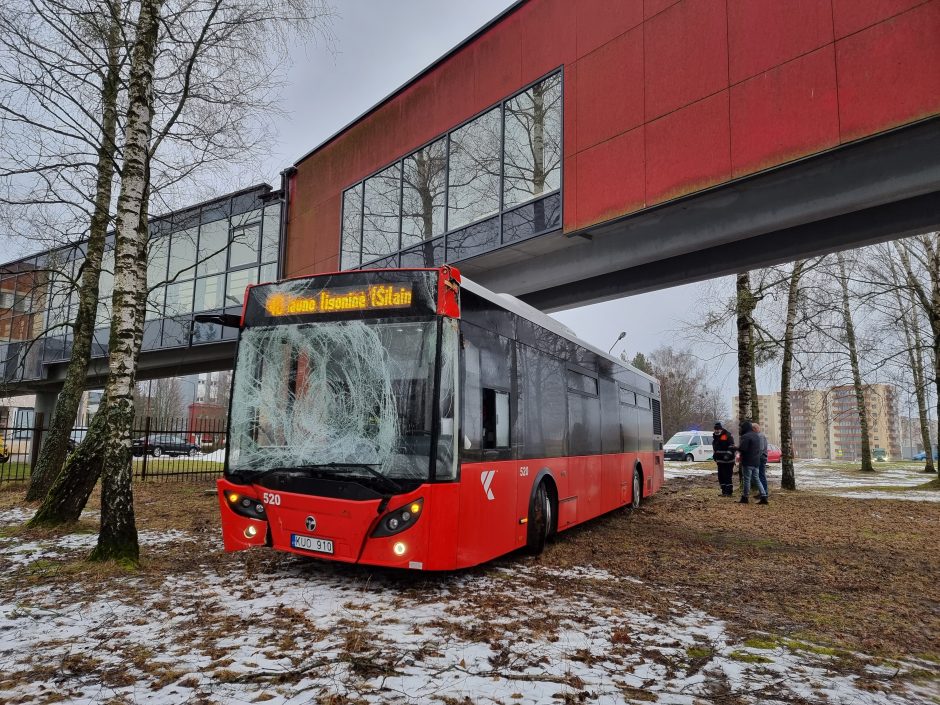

left=780, top=261, right=805, bottom=490
left=89, top=0, right=163, bottom=564
left=749, top=333, right=760, bottom=423
left=736, top=272, right=756, bottom=425
left=891, top=273, right=934, bottom=473
left=25, top=0, right=122, bottom=502
left=29, top=400, right=108, bottom=526
left=837, top=253, right=874, bottom=472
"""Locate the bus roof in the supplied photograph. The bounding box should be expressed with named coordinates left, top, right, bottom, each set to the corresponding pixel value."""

left=460, top=277, right=657, bottom=387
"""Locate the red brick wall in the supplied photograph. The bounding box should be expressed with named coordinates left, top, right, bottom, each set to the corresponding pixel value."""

left=286, top=0, right=940, bottom=277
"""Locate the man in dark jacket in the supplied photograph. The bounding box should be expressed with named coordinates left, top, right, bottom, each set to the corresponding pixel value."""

left=711, top=422, right=735, bottom=496
left=737, top=420, right=767, bottom=504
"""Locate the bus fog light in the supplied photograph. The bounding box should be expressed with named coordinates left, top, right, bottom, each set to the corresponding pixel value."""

left=393, top=542, right=406, bottom=556
left=244, top=525, right=258, bottom=538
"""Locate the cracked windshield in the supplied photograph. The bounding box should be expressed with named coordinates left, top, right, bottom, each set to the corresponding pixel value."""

left=229, top=319, right=441, bottom=480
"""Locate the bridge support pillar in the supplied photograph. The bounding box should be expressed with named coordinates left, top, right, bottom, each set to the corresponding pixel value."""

left=33, top=389, right=59, bottom=424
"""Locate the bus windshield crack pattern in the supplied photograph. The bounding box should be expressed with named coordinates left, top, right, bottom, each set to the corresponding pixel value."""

left=230, top=320, right=400, bottom=473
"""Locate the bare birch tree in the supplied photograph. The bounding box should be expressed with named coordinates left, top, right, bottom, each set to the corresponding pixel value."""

left=835, top=251, right=874, bottom=471
left=29, top=0, right=331, bottom=563
left=779, top=260, right=806, bottom=490
left=885, top=245, right=934, bottom=474
left=735, top=272, right=758, bottom=424
left=0, top=0, right=128, bottom=501
left=15, top=0, right=330, bottom=517
left=896, top=233, right=940, bottom=479
left=30, top=0, right=164, bottom=552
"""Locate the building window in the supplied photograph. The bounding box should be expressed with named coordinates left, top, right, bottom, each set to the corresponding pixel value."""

left=362, top=163, right=402, bottom=262
left=401, top=137, right=447, bottom=247
left=340, top=184, right=364, bottom=270
left=448, top=106, right=501, bottom=231
left=338, top=70, right=563, bottom=270
left=169, top=227, right=198, bottom=281
left=197, top=220, right=227, bottom=277
left=228, top=213, right=262, bottom=269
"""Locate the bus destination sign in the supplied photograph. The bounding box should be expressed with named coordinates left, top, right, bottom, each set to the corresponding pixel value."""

left=264, top=283, right=414, bottom=317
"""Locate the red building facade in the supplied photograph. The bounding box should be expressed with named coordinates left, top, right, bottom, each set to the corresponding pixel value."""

left=284, top=0, right=940, bottom=281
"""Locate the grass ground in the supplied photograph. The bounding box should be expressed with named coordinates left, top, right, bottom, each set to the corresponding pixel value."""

left=0, top=472, right=938, bottom=703
left=0, top=460, right=31, bottom=482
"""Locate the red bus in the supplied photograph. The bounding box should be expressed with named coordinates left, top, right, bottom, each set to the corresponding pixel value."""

left=217, top=267, right=663, bottom=569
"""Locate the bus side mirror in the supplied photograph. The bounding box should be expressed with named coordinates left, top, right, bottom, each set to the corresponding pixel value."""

left=194, top=313, right=241, bottom=328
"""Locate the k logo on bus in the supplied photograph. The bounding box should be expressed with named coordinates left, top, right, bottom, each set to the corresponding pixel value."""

left=480, top=470, right=495, bottom=501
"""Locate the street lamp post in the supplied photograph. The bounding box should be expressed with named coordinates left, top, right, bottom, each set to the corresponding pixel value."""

left=608, top=331, right=626, bottom=355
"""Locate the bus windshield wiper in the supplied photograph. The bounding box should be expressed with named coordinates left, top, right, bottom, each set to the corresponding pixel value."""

left=232, top=465, right=319, bottom=484
left=234, top=463, right=403, bottom=496
left=317, top=462, right=403, bottom=495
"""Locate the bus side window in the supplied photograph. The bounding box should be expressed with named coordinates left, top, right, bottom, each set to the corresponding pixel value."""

left=482, top=388, right=510, bottom=449
left=461, top=336, right=483, bottom=459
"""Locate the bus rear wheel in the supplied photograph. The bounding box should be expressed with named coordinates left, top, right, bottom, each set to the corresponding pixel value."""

left=631, top=466, right=642, bottom=510
left=526, top=482, right=552, bottom=555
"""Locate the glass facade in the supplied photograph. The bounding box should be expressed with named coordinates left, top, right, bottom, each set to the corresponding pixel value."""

left=340, top=71, right=563, bottom=270
left=0, top=185, right=280, bottom=382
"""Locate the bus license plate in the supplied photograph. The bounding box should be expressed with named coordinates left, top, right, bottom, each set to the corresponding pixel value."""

left=291, top=534, right=334, bottom=555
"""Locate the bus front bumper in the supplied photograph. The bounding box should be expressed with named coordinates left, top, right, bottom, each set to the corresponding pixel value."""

left=216, top=478, right=436, bottom=569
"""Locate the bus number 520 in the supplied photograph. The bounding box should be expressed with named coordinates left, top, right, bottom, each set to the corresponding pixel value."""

left=262, top=492, right=281, bottom=506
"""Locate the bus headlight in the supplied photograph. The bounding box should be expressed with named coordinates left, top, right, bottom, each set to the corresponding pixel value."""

left=372, top=498, right=423, bottom=537
left=225, top=491, right=267, bottom=520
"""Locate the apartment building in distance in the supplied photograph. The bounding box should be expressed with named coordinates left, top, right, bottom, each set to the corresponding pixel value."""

left=829, top=384, right=901, bottom=461
left=731, top=394, right=780, bottom=445
left=731, top=384, right=900, bottom=460
left=789, top=390, right=831, bottom=459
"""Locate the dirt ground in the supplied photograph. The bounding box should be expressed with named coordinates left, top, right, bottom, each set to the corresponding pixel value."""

left=1, top=472, right=938, bottom=704
left=548, top=475, right=940, bottom=660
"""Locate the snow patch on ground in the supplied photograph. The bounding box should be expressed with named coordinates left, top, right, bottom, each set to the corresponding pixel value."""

left=826, top=490, right=940, bottom=503
left=0, top=528, right=935, bottom=704
left=0, top=529, right=197, bottom=566
left=0, top=507, right=34, bottom=524
left=665, top=461, right=938, bottom=501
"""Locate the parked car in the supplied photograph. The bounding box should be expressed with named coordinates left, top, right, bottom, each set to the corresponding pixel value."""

left=765, top=444, right=782, bottom=463
left=913, top=450, right=938, bottom=461
left=66, top=428, right=88, bottom=453
left=132, top=433, right=200, bottom=457
left=663, top=432, right=714, bottom=461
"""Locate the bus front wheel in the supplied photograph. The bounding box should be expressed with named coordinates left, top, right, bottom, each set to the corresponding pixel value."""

left=526, top=482, right=552, bottom=555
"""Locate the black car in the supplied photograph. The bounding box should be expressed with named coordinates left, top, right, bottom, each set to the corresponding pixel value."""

left=131, top=433, right=200, bottom=457
left=66, top=428, right=88, bottom=453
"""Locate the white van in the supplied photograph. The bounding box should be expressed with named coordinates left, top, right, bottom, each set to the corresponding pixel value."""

left=663, top=431, right=714, bottom=462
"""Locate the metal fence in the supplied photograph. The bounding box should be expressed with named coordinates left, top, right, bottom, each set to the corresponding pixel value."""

left=0, top=414, right=227, bottom=486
